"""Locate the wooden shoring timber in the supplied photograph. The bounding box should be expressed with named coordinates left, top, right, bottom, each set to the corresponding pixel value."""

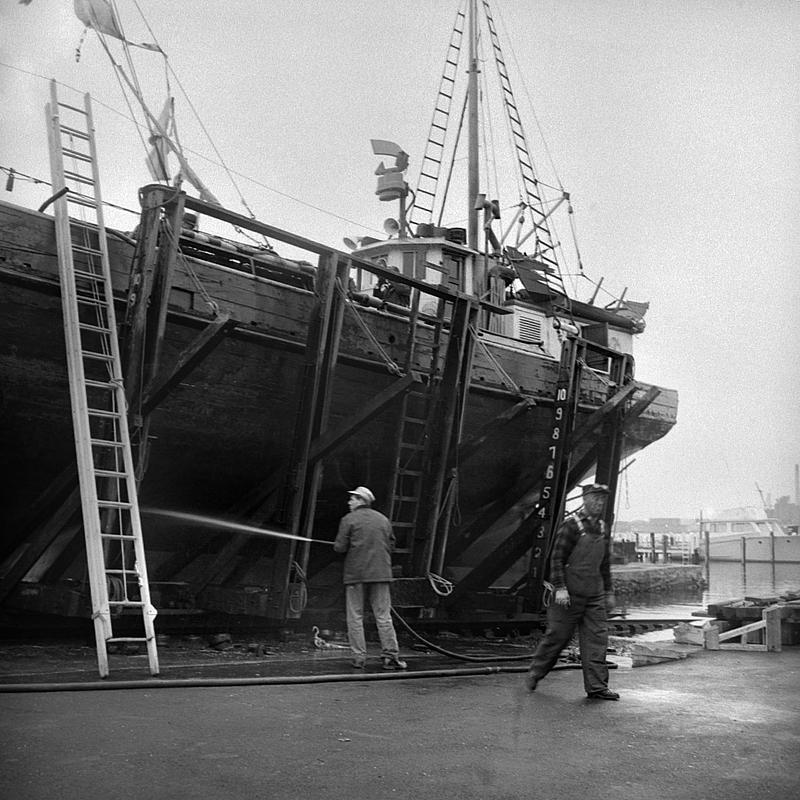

left=121, top=187, right=181, bottom=402
left=267, top=252, right=349, bottom=619
left=0, top=315, right=236, bottom=602
left=443, top=514, right=538, bottom=605
left=595, top=355, right=633, bottom=528
left=565, top=384, right=660, bottom=488
left=154, top=462, right=288, bottom=583
left=447, top=381, right=635, bottom=564
left=140, top=313, right=237, bottom=413
left=308, top=372, right=420, bottom=464
left=704, top=605, right=783, bottom=652
left=411, top=297, right=479, bottom=576
left=443, top=356, right=636, bottom=604
left=457, top=398, right=535, bottom=463
left=184, top=472, right=286, bottom=594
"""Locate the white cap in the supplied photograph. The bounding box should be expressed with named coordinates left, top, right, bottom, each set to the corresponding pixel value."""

left=348, top=486, right=375, bottom=504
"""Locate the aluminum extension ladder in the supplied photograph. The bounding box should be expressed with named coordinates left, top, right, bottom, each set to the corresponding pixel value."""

left=46, top=80, right=159, bottom=678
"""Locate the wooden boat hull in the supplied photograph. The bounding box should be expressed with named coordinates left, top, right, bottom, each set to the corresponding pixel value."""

left=0, top=199, right=678, bottom=623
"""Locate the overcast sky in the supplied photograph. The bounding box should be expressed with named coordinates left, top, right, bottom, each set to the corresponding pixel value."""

left=2, top=1, right=798, bottom=522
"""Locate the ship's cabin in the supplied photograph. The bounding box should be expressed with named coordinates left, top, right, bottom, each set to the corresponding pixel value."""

left=351, top=227, right=642, bottom=367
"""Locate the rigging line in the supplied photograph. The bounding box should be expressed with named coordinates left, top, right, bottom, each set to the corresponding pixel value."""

left=436, top=88, right=469, bottom=229
left=106, top=1, right=154, bottom=130
left=159, top=221, right=220, bottom=315
left=468, top=324, right=519, bottom=391
left=93, top=31, right=157, bottom=163
left=337, top=282, right=401, bottom=375
left=480, top=9, right=523, bottom=206
left=1, top=63, right=384, bottom=237
left=478, top=40, right=501, bottom=204
left=491, top=0, right=564, bottom=193
left=161, top=60, right=255, bottom=218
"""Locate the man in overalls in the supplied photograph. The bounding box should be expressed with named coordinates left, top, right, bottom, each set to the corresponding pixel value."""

left=525, top=483, right=619, bottom=700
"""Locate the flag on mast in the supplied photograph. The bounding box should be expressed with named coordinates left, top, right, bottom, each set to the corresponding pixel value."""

left=145, top=98, right=173, bottom=182
left=74, top=0, right=162, bottom=52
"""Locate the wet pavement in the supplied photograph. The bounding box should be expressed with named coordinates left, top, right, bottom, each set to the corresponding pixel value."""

left=1, top=632, right=798, bottom=799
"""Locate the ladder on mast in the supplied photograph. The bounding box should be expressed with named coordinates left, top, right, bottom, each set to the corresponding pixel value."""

left=46, top=80, right=159, bottom=678
left=481, top=1, right=560, bottom=271
left=409, top=6, right=466, bottom=229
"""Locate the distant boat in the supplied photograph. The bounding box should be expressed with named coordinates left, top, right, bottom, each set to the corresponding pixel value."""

left=699, top=513, right=799, bottom=563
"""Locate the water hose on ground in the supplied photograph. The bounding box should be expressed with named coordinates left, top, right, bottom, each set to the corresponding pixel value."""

left=391, top=607, right=537, bottom=663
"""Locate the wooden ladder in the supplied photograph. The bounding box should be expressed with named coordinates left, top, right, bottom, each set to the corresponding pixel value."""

left=388, top=291, right=445, bottom=571
left=46, top=80, right=159, bottom=678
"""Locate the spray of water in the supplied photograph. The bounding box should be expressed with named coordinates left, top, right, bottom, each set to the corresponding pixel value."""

left=142, top=507, right=333, bottom=545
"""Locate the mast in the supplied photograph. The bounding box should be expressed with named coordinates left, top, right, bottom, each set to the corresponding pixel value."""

left=467, top=0, right=480, bottom=252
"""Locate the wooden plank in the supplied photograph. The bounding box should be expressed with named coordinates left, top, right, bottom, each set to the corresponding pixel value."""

left=141, top=314, right=236, bottom=413
left=718, top=619, right=766, bottom=641
left=457, top=398, right=535, bottom=463
left=308, top=372, right=418, bottom=463
left=765, top=605, right=783, bottom=652
left=181, top=193, right=507, bottom=314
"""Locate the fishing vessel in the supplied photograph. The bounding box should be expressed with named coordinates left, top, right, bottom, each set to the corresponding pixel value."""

left=0, top=1, right=677, bottom=637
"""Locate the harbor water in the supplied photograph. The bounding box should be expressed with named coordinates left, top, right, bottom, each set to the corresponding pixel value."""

left=620, top=560, right=800, bottom=618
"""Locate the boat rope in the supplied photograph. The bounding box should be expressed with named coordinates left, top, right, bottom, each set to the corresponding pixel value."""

left=436, top=90, right=468, bottom=228
left=338, top=282, right=401, bottom=375
left=576, top=357, right=616, bottom=388
left=427, top=572, right=454, bottom=597
left=468, top=324, right=520, bottom=392
left=159, top=221, right=221, bottom=316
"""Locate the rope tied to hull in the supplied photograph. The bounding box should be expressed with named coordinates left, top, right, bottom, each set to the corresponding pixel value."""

left=337, top=281, right=401, bottom=375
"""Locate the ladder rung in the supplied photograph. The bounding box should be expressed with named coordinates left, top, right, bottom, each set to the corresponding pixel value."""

left=98, top=500, right=132, bottom=509
left=82, top=350, right=115, bottom=362
left=73, top=244, right=103, bottom=257
left=67, top=192, right=97, bottom=209
left=95, top=468, right=127, bottom=479
left=59, top=124, right=90, bottom=140
left=87, top=407, right=121, bottom=419
left=392, top=548, right=412, bottom=554
left=58, top=101, right=88, bottom=116
left=74, top=268, right=105, bottom=282
left=399, top=469, right=423, bottom=477
left=91, top=438, right=124, bottom=448
left=399, top=442, right=424, bottom=452
left=76, top=296, right=109, bottom=308
left=393, top=495, right=420, bottom=503
left=107, top=603, right=144, bottom=609
left=107, top=636, right=149, bottom=642
left=392, top=522, right=416, bottom=529
left=64, top=170, right=95, bottom=187
left=86, top=379, right=118, bottom=390
left=63, top=147, right=92, bottom=163
left=80, top=323, right=113, bottom=334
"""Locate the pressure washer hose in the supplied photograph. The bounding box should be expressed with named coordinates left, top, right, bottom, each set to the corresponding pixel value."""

left=390, top=607, right=538, bottom=663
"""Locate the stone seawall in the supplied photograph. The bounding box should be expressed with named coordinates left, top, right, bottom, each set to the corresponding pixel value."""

left=611, top=564, right=705, bottom=596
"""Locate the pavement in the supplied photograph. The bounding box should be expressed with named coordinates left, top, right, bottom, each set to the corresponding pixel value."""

left=1, top=631, right=799, bottom=800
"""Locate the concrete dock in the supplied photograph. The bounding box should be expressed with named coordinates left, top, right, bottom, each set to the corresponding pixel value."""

left=1, top=640, right=798, bottom=799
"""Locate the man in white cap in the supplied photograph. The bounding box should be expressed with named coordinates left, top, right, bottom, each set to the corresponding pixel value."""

left=525, top=483, right=619, bottom=700
left=333, top=486, right=407, bottom=670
